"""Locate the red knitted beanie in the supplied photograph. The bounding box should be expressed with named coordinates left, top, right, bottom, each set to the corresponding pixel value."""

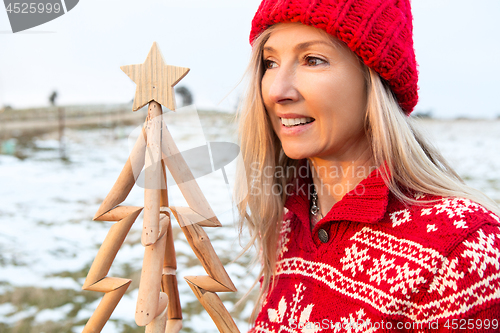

left=250, top=0, right=419, bottom=114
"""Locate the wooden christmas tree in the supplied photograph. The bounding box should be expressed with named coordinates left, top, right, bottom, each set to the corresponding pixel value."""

left=81, top=42, right=240, bottom=333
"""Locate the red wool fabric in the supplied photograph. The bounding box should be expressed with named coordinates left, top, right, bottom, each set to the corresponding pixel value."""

left=250, top=0, right=419, bottom=114
left=249, top=168, right=500, bottom=332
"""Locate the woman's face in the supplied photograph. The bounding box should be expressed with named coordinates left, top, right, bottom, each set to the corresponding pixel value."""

left=261, top=23, right=369, bottom=161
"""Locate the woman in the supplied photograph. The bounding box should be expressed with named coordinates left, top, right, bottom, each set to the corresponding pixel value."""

left=236, top=0, right=500, bottom=331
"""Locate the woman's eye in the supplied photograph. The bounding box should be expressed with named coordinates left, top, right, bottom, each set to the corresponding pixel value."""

left=305, top=57, right=326, bottom=66
left=264, top=59, right=277, bottom=69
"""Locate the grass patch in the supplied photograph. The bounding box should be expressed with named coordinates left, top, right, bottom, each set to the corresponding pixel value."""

left=0, top=287, right=100, bottom=312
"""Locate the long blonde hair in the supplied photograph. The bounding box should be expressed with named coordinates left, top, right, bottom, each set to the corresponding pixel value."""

left=235, top=25, right=500, bottom=320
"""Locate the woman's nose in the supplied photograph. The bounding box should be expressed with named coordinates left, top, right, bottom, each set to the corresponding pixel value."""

left=267, top=65, right=299, bottom=104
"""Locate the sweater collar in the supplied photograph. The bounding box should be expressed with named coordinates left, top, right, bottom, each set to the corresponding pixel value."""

left=284, top=165, right=390, bottom=225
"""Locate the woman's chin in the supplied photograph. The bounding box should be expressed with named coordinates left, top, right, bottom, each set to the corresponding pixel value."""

left=282, top=147, right=314, bottom=160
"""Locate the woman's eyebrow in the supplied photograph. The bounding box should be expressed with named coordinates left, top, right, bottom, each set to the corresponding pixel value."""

left=294, top=40, right=333, bottom=51
left=263, top=45, right=276, bottom=53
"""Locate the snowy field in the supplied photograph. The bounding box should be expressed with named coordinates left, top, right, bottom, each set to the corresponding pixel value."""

left=0, top=114, right=499, bottom=333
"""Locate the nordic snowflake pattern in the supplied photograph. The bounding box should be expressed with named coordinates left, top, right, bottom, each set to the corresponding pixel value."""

left=277, top=218, right=293, bottom=260
left=254, top=283, right=322, bottom=333
left=390, top=208, right=411, bottom=228
left=251, top=195, right=500, bottom=330
left=462, top=229, right=500, bottom=278
left=271, top=223, right=500, bottom=323
left=420, top=198, right=488, bottom=229
left=427, top=257, right=463, bottom=296
left=366, top=254, right=396, bottom=285
left=426, top=224, right=437, bottom=232
left=333, top=309, right=377, bottom=333
left=340, top=243, right=370, bottom=277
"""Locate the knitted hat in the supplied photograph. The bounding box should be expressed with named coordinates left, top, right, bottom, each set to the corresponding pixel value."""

left=250, top=0, right=418, bottom=114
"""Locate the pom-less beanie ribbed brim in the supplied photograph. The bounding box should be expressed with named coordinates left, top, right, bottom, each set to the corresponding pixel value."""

left=250, top=0, right=418, bottom=114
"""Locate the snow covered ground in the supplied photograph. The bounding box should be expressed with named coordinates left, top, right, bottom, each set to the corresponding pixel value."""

left=415, top=118, right=500, bottom=202
left=0, top=115, right=499, bottom=333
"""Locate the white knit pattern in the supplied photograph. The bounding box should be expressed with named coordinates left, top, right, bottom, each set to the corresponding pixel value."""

left=275, top=226, right=500, bottom=323
left=420, top=198, right=488, bottom=230
left=255, top=283, right=322, bottom=333
left=390, top=208, right=411, bottom=228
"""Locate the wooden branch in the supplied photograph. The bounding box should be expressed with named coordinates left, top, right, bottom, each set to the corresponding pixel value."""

left=83, top=208, right=142, bottom=289
left=166, top=319, right=183, bottom=333
left=185, top=279, right=240, bottom=333
left=94, top=127, right=147, bottom=220
left=94, top=205, right=143, bottom=222
left=82, top=280, right=131, bottom=333
left=143, top=101, right=163, bottom=246
left=161, top=212, right=183, bottom=320
left=136, top=215, right=169, bottom=326
left=145, top=304, right=167, bottom=333
left=162, top=270, right=182, bottom=320
left=164, top=215, right=177, bottom=269
left=184, top=275, right=235, bottom=293
left=157, top=213, right=171, bottom=240
left=161, top=159, right=169, bottom=207
left=174, top=216, right=236, bottom=292
left=160, top=155, right=184, bottom=319
left=156, top=291, right=169, bottom=318
left=170, top=206, right=221, bottom=228
left=161, top=124, right=220, bottom=226
left=84, top=277, right=131, bottom=293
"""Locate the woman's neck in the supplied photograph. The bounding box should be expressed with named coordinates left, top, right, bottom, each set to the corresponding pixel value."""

left=308, top=147, right=376, bottom=218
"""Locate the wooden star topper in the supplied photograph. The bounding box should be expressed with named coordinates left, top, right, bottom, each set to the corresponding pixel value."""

left=121, top=42, right=190, bottom=111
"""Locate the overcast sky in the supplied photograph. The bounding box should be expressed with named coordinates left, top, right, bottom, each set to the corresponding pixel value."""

left=0, top=0, right=499, bottom=118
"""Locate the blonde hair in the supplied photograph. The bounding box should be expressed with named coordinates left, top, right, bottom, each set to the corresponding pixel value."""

left=235, top=25, right=500, bottom=321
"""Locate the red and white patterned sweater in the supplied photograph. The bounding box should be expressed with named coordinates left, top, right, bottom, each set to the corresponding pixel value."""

left=250, top=168, right=500, bottom=332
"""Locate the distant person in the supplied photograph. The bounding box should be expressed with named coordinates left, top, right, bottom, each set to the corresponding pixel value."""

left=49, top=91, right=58, bottom=106
left=235, top=0, right=500, bottom=331
left=176, top=86, right=193, bottom=107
